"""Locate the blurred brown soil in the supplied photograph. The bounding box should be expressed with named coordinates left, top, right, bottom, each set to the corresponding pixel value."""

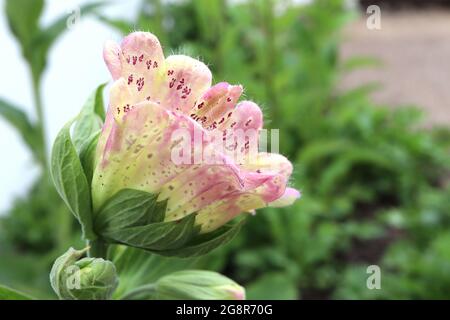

left=340, top=10, right=450, bottom=127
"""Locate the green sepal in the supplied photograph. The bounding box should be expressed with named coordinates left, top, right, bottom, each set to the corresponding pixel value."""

left=156, top=219, right=245, bottom=258
left=94, top=189, right=244, bottom=257
left=95, top=189, right=200, bottom=252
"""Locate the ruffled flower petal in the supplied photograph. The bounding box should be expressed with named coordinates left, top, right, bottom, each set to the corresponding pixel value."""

left=241, top=152, right=293, bottom=176
left=219, top=100, right=263, bottom=133
left=92, top=99, right=172, bottom=209
left=195, top=173, right=288, bottom=232
left=159, top=55, right=212, bottom=114
left=190, top=82, right=243, bottom=129
left=103, top=40, right=122, bottom=80
left=269, top=187, right=301, bottom=207
left=104, top=32, right=166, bottom=105
left=93, top=95, right=244, bottom=213
left=194, top=153, right=293, bottom=232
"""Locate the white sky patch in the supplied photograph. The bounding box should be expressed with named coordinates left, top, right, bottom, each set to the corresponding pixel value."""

left=0, top=0, right=139, bottom=214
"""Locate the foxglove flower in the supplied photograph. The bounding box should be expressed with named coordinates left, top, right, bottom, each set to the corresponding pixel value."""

left=91, top=32, right=299, bottom=255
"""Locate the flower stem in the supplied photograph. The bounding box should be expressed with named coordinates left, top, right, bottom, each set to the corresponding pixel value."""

left=87, top=239, right=108, bottom=259
left=30, top=73, right=47, bottom=166
left=121, top=283, right=157, bottom=300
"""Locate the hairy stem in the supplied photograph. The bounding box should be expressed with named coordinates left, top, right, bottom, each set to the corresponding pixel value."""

left=88, top=238, right=109, bottom=259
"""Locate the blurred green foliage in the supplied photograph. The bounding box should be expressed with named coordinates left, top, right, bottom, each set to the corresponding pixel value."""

left=1, top=0, right=450, bottom=299
left=0, top=0, right=100, bottom=298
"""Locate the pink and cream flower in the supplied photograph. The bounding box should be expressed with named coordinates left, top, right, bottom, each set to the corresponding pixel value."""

left=92, top=32, right=300, bottom=233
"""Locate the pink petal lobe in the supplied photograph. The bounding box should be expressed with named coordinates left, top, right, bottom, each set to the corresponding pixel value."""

left=269, top=187, right=301, bottom=207
left=159, top=55, right=212, bottom=114
left=103, top=32, right=166, bottom=104
left=103, top=40, right=122, bottom=80
left=190, top=82, right=243, bottom=129
left=220, top=100, right=263, bottom=133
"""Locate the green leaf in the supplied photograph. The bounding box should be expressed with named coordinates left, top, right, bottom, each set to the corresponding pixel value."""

left=95, top=190, right=241, bottom=256
left=96, top=15, right=134, bottom=35
left=0, top=284, right=33, bottom=300
left=72, top=84, right=106, bottom=152
left=0, top=99, right=33, bottom=133
left=318, top=146, right=396, bottom=195
left=80, top=83, right=106, bottom=120
left=102, top=214, right=198, bottom=251
left=157, top=220, right=244, bottom=258
left=5, top=0, right=44, bottom=52
left=341, top=56, right=382, bottom=73
left=51, top=120, right=95, bottom=240
left=78, top=130, right=100, bottom=185
left=0, top=98, right=42, bottom=160
left=94, top=189, right=214, bottom=253
left=72, top=83, right=106, bottom=183
left=95, top=189, right=165, bottom=232
left=93, top=84, right=106, bottom=121
left=72, top=115, right=102, bottom=154
left=246, top=272, right=298, bottom=300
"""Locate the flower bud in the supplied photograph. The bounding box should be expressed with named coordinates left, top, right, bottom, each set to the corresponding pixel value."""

left=155, top=270, right=245, bottom=300
left=50, top=247, right=118, bottom=300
